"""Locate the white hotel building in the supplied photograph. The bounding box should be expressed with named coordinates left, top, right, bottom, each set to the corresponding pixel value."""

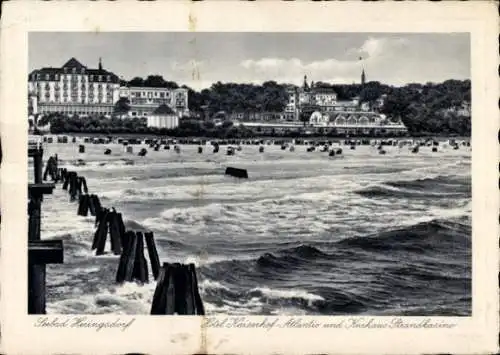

left=28, top=58, right=120, bottom=116
left=28, top=58, right=189, bottom=124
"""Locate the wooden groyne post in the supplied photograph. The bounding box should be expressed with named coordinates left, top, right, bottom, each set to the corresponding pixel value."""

left=115, top=231, right=161, bottom=283
left=28, top=143, right=64, bottom=314
left=150, top=263, right=205, bottom=315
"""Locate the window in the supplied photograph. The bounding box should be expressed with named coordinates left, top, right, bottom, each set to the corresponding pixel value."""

left=37, top=74, right=41, bottom=80
left=98, top=75, right=102, bottom=81
left=81, top=68, right=85, bottom=74
left=106, top=75, right=110, bottom=81
left=160, top=92, right=164, bottom=98
left=90, top=75, right=94, bottom=81
left=72, top=68, right=76, bottom=74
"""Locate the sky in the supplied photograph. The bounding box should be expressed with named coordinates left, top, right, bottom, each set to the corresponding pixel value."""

left=29, top=32, right=470, bottom=91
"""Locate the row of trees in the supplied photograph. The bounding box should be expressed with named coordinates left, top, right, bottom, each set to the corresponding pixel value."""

left=45, top=77, right=471, bottom=136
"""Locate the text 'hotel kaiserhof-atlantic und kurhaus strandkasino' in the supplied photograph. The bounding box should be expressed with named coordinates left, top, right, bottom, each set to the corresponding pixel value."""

left=28, top=57, right=409, bottom=135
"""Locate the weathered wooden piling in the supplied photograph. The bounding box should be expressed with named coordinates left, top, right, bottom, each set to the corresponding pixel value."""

left=88, top=194, right=102, bottom=217
left=150, top=263, right=205, bottom=315
left=79, top=144, right=85, bottom=153
left=77, top=194, right=90, bottom=216
left=198, top=146, right=203, bottom=154
left=116, top=231, right=149, bottom=283
left=92, top=208, right=124, bottom=255
left=144, top=231, right=161, bottom=280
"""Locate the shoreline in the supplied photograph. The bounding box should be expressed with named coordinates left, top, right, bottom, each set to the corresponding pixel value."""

left=30, top=131, right=471, bottom=142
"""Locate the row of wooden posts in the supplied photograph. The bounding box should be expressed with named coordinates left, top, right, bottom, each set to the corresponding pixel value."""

left=44, top=158, right=205, bottom=315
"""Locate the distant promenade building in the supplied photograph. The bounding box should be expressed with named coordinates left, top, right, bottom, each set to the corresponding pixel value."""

left=118, top=86, right=188, bottom=118
left=28, top=58, right=120, bottom=116
left=146, top=104, right=180, bottom=129
left=28, top=57, right=189, bottom=119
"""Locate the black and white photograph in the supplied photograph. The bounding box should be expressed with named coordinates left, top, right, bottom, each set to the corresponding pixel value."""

left=26, top=31, right=472, bottom=317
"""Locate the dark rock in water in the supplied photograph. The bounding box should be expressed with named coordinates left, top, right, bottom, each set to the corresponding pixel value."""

left=453, top=144, right=459, bottom=150
left=227, top=147, right=235, bottom=156
left=281, top=145, right=286, bottom=150
left=164, top=145, right=170, bottom=150
left=104, top=148, right=112, bottom=155
left=138, top=148, right=148, bottom=157
left=198, top=146, right=203, bottom=154
left=79, top=145, right=85, bottom=153
left=411, top=146, right=419, bottom=153
left=433, top=141, right=439, bottom=146
left=377, top=145, right=383, bottom=150
left=350, top=145, right=356, bottom=150
left=213, top=146, right=219, bottom=153
left=259, top=146, right=264, bottom=153
left=432, top=147, right=438, bottom=152
left=72, top=137, right=76, bottom=143
left=154, top=145, right=160, bottom=151
left=236, top=145, right=242, bottom=151
left=335, top=148, right=342, bottom=155
left=329, top=150, right=335, bottom=157
left=225, top=167, right=248, bottom=179
left=379, top=149, right=386, bottom=155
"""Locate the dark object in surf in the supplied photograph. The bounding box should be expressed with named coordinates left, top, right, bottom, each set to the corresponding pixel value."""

left=77, top=194, right=90, bottom=216
left=411, top=146, right=419, bottom=153
left=92, top=208, right=125, bottom=256
left=138, top=148, right=148, bottom=157
left=307, top=146, right=315, bottom=152
left=433, top=141, right=439, bottom=146
left=154, top=145, right=160, bottom=152
left=72, top=137, right=77, bottom=143
left=116, top=231, right=150, bottom=283
left=198, top=146, right=203, bottom=154
left=144, top=231, right=161, bottom=279
left=350, top=145, right=356, bottom=150
left=63, top=172, right=79, bottom=201
left=281, top=144, right=286, bottom=150
left=225, top=167, right=248, bottom=179
left=213, top=144, right=219, bottom=153
left=43, top=156, right=59, bottom=182
left=379, top=149, right=387, bottom=155
left=453, top=144, right=459, bottom=150
left=174, top=145, right=181, bottom=154
left=377, top=145, right=383, bottom=150
left=78, top=176, right=88, bottom=194
left=88, top=194, right=102, bottom=217
left=259, top=146, right=264, bottom=153
left=150, top=263, right=205, bottom=315
left=79, top=145, right=85, bottom=153
left=432, top=147, right=438, bottom=152
left=227, top=147, right=235, bottom=156
left=335, top=148, right=342, bottom=155
left=104, top=148, right=112, bottom=155
left=329, top=150, right=335, bottom=157
left=164, top=144, right=170, bottom=150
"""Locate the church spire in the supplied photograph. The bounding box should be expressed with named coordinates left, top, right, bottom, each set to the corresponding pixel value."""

left=98, top=57, right=103, bottom=71
left=303, top=75, right=309, bottom=90
left=361, top=68, right=366, bottom=85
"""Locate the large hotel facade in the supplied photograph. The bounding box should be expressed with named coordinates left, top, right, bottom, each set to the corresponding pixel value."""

left=28, top=58, right=189, bottom=119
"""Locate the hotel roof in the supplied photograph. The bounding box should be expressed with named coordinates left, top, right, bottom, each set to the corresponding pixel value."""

left=29, top=57, right=120, bottom=83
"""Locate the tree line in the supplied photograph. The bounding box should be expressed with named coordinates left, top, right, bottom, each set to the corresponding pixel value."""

left=41, top=77, right=471, bottom=137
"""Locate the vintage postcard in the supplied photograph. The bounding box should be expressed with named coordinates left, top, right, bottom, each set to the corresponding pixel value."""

left=0, top=1, right=498, bottom=354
